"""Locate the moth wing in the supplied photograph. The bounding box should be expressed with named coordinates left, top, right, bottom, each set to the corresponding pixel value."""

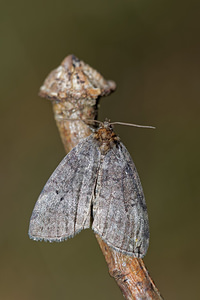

left=92, top=143, right=149, bottom=258
left=29, top=135, right=100, bottom=242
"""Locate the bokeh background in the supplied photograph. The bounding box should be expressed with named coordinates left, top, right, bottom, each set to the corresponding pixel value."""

left=1, top=1, right=200, bottom=299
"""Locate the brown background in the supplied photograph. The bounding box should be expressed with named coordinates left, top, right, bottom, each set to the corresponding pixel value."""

left=1, top=0, right=200, bottom=299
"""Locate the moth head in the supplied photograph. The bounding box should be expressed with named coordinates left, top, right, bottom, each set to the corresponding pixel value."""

left=100, top=119, right=113, bottom=131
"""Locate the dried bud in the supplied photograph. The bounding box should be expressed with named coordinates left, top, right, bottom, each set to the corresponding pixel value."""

left=39, top=54, right=116, bottom=101
left=39, top=54, right=116, bottom=153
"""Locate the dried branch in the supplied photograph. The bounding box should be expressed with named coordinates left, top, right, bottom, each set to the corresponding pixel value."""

left=39, top=54, right=163, bottom=300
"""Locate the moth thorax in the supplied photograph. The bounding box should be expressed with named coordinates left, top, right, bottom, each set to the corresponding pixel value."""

left=94, top=127, right=120, bottom=155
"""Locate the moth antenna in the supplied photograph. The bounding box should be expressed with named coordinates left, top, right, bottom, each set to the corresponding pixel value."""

left=54, top=116, right=103, bottom=126
left=55, top=116, right=155, bottom=129
left=54, top=116, right=80, bottom=122
left=84, top=119, right=103, bottom=126
left=109, top=122, right=156, bottom=129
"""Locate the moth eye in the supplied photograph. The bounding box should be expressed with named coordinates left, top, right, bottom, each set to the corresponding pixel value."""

left=56, top=190, right=59, bottom=194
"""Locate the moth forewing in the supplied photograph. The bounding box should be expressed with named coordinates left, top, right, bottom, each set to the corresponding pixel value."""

left=29, top=135, right=100, bottom=241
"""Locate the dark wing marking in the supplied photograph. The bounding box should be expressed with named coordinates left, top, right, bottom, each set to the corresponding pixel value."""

left=92, top=142, right=149, bottom=258
left=29, top=135, right=100, bottom=242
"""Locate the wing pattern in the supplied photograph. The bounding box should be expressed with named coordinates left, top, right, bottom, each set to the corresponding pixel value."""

left=29, top=135, right=100, bottom=242
left=29, top=133, right=149, bottom=257
left=92, top=142, right=149, bottom=258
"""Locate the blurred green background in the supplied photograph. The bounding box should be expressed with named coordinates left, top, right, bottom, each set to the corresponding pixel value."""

left=1, top=0, right=200, bottom=299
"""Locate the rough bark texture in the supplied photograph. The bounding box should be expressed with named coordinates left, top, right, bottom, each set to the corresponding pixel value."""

left=39, top=54, right=163, bottom=300
left=96, top=235, right=163, bottom=300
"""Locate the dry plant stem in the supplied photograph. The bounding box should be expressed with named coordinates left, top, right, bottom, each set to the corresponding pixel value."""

left=40, top=54, right=163, bottom=300
left=52, top=99, right=97, bottom=153
left=96, top=235, right=163, bottom=300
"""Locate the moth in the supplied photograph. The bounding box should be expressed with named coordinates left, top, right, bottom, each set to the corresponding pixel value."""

left=29, top=121, right=151, bottom=258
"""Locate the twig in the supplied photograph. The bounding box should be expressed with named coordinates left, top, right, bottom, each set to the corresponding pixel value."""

left=39, top=54, right=163, bottom=300
left=96, top=235, right=163, bottom=299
